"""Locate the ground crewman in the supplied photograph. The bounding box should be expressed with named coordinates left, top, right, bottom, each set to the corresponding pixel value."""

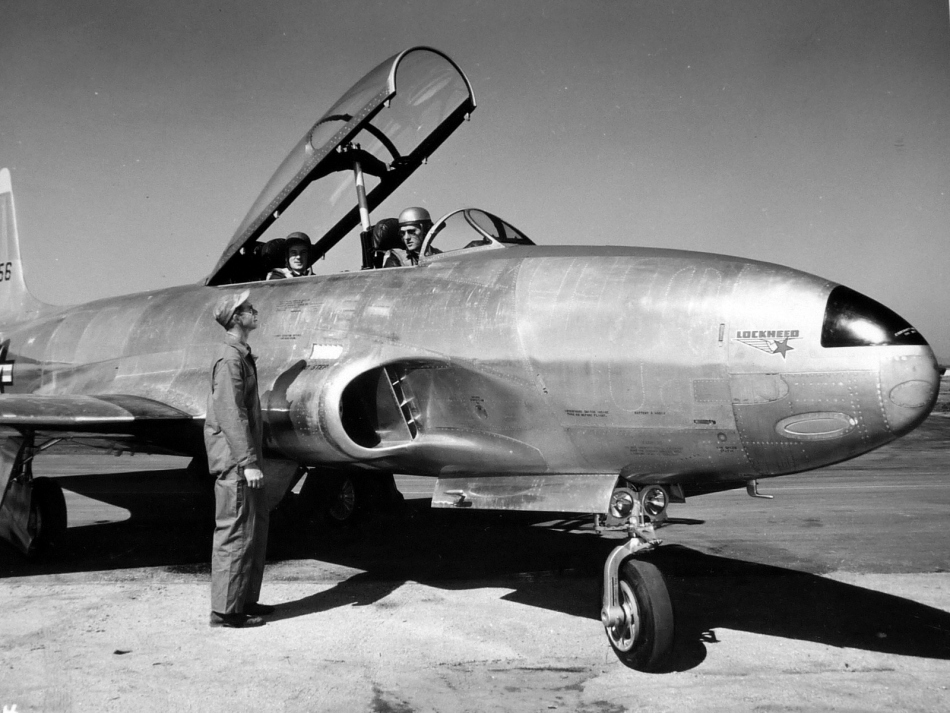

left=205, top=290, right=275, bottom=628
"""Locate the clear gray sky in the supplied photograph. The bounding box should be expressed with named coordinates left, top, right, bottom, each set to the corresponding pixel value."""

left=2, top=1, right=948, bottom=359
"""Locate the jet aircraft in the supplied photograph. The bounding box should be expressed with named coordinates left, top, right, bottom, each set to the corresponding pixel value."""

left=0, top=47, right=940, bottom=671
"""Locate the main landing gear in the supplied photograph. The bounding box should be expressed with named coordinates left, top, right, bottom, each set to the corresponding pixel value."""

left=0, top=433, right=67, bottom=557
left=295, top=467, right=406, bottom=529
left=598, top=484, right=675, bottom=672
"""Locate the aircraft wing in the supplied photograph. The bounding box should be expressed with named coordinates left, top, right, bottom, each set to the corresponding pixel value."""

left=0, top=394, right=196, bottom=516
left=0, top=393, right=194, bottom=431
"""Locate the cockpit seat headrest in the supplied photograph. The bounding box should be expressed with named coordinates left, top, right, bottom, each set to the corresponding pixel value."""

left=372, top=218, right=402, bottom=252
left=258, top=238, right=288, bottom=271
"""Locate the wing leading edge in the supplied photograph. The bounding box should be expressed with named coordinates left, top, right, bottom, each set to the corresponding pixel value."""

left=0, top=393, right=195, bottom=430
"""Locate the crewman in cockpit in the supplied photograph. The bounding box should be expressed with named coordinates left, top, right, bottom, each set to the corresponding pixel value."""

left=383, top=207, right=434, bottom=267
left=266, top=232, right=313, bottom=280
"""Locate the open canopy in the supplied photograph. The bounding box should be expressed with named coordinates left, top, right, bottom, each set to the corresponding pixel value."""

left=207, top=47, right=476, bottom=285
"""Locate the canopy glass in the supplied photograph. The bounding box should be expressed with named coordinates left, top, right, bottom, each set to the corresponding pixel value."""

left=208, top=47, right=475, bottom=285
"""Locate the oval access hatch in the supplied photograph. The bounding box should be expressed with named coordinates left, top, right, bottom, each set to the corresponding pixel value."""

left=775, top=412, right=856, bottom=441
left=889, top=380, right=935, bottom=410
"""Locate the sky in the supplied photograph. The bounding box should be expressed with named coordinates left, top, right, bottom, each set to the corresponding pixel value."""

left=1, top=0, right=949, bottom=359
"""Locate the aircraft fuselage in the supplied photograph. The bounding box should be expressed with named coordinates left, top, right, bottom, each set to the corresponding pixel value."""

left=1, top=245, right=938, bottom=499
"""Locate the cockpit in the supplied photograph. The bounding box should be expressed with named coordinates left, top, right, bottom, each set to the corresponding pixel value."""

left=230, top=206, right=536, bottom=280
left=366, top=207, right=535, bottom=269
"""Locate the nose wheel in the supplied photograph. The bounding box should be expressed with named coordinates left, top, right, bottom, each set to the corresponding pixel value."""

left=602, top=556, right=673, bottom=671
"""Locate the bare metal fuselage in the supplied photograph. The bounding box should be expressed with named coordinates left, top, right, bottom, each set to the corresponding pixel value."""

left=2, top=244, right=938, bottom=511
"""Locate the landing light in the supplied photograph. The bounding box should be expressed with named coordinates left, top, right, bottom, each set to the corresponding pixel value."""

left=640, top=485, right=669, bottom=518
left=609, top=489, right=635, bottom=519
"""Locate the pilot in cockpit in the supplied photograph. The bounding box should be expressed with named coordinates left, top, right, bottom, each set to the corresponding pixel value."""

left=383, top=207, right=435, bottom=268
left=266, top=232, right=314, bottom=280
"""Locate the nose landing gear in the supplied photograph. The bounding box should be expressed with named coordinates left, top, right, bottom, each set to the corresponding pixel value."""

left=598, top=484, right=675, bottom=671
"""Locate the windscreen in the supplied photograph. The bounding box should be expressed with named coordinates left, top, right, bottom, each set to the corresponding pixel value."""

left=426, top=209, right=534, bottom=255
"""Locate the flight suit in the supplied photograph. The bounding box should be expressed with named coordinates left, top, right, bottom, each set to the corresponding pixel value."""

left=204, top=333, right=268, bottom=615
left=382, top=248, right=418, bottom=267
left=265, top=266, right=313, bottom=280
left=382, top=246, right=440, bottom=267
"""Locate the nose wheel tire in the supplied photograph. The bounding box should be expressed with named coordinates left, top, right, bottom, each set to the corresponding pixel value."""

left=604, top=558, right=674, bottom=672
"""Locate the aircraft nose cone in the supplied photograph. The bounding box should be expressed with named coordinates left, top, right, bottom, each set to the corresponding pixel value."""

left=880, top=351, right=940, bottom=436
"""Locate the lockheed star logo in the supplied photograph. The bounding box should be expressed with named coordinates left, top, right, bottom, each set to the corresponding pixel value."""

left=733, top=329, right=801, bottom=359
left=0, top=339, right=13, bottom=392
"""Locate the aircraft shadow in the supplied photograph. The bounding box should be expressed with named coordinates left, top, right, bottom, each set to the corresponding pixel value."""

left=641, top=545, right=950, bottom=671
left=2, top=470, right=950, bottom=672
left=0, top=469, right=215, bottom=576
left=270, top=502, right=950, bottom=669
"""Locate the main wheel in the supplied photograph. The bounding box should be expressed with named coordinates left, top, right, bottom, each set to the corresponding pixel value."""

left=604, top=558, right=674, bottom=672
left=324, top=471, right=360, bottom=524
left=298, top=469, right=366, bottom=528
left=27, top=477, right=68, bottom=557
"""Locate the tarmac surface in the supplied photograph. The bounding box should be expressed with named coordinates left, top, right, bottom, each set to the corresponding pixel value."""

left=1, top=413, right=949, bottom=711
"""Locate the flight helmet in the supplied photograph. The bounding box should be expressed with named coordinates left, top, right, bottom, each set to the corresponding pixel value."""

left=398, top=207, right=431, bottom=227
left=284, top=231, right=311, bottom=252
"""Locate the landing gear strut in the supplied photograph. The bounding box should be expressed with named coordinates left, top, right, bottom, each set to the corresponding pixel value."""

left=0, top=432, right=68, bottom=557
left=598, top=484, right=674, bottom=671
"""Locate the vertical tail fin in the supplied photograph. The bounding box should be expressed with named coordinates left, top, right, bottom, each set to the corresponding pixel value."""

left=0, top=169, right=46, bottom=322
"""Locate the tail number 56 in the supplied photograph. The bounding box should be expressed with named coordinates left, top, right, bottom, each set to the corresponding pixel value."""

left=0, top=263, right=11, bottom=281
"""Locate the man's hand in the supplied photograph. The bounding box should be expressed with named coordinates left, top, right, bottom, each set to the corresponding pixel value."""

left=244, top=467, right=264, bottom=489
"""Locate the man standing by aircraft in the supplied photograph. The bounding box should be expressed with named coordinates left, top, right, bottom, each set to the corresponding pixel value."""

left=205, top=291, right=274, bottom=628
left=384, top=207, right=433, bottom=267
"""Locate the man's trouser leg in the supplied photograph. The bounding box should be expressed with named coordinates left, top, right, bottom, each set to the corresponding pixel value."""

left=245, top=488, right=269, bottom=606
left=211, top=468, right=255, bottom=614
